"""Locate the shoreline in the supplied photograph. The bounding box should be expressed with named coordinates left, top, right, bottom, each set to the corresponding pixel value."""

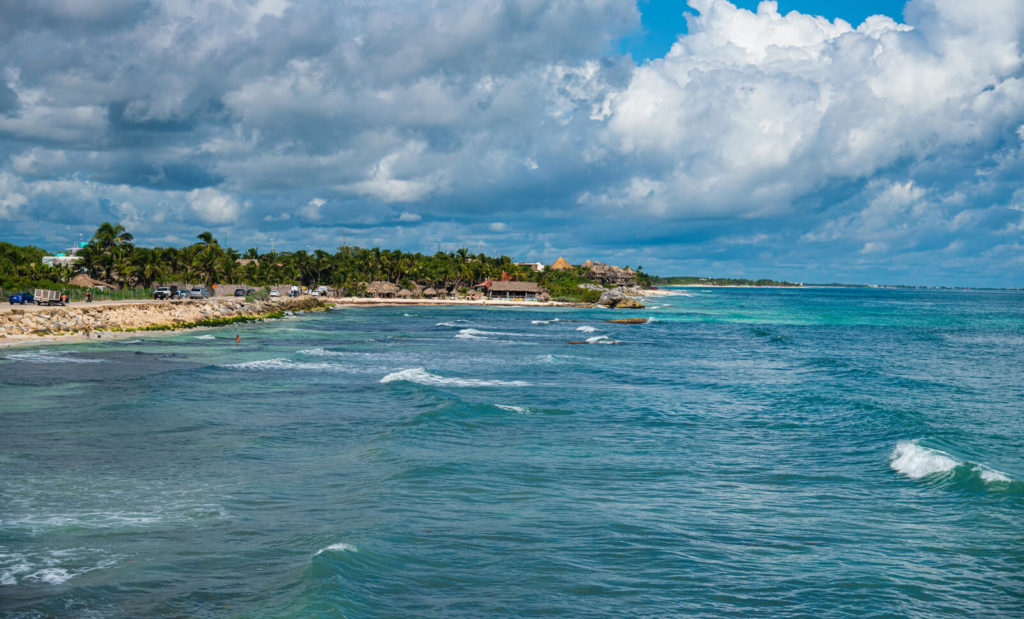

left=0, top=294, right=609, bottom=349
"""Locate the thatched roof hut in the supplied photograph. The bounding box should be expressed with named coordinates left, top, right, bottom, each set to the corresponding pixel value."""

left=365, top=281, right=400, bottom=298
left=396, top=288, right=413, bottom=298
left=422, top=287, right=438, bottom=297
left=480, top=280, right=546, bottom=300
left=69, top=274, right=118, bottom=290
left=550, top=256, right=572, bottom=270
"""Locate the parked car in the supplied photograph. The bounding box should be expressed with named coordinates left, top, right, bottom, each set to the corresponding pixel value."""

left=233, top=288, right=247, bottom=297
left=154, top=286, right=177, bottom=300
left=188, top=287, right=210, bottom=299
left=177, top=289, right=190, bottom=299
left=269, top=289, right=280, bottom=297
left=8, top=291, right=34, bottom=305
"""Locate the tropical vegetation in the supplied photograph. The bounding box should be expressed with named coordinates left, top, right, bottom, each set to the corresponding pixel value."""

left=2, top=223, right=654, bottom=301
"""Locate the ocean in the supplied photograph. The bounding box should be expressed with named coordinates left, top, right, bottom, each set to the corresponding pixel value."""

left=1, top=287, right=1021, bottom=616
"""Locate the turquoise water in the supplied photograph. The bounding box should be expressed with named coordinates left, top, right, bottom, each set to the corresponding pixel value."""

left=1, top=288, right=1021, bottom=616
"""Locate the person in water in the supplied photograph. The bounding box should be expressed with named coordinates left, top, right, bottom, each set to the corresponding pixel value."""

left=235, top=334, right=240, bottom=343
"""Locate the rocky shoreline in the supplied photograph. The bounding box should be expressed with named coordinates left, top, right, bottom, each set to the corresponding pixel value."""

left=0, top=296, right=333, bottom=339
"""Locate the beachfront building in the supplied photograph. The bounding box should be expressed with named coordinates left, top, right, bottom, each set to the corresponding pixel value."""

left=515, top=261, right=545, bottom=272
left=42, top=243, right=87, bottom=267
left=476, top=280, right=546, bottom=300
left=364, top=281, right=400, bottom=298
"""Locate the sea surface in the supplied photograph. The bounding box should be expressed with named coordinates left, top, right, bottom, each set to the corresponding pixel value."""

left=1, top=287, right=1021, bottom=617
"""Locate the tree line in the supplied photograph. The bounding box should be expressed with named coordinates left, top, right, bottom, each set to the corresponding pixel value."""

left=2, top=223, right=653, bottom=301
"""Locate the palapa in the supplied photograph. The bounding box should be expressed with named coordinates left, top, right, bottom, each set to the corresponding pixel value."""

left=69, top=274, right=119, bottom=290
left=422, top=287, right=438, bottom=297
left=365, top=280, right=401, bottom=298
left=550, top=256, right=572, bottom=270
left=396, top=288, right=413, bottom=298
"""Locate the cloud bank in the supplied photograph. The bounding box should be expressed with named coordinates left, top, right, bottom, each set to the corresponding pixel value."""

left=1, top=0, right=1022, bottom=285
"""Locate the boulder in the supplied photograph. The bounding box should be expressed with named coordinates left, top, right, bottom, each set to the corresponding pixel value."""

left=605, top=318, right=648, bottom=324
left=597, top=287, right=645, bottom=309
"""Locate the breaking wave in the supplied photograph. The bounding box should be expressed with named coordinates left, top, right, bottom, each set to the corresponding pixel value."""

left=380, top=368, right=530, bottom=387
left=495, top=404, right=530, bottom=414
left=531, top=318, right=561, bottom=325
left=455, top=328, right=536, bottom=341
left=298, top=347, right=348, bottom=358
left=194, top=334, right=216, bottom=340
left=1, top=548, right=120, bottom=586
left=225, top=358, right=346, bottom=372
left=890, top=441, right=1014, bottom=485
left=576, top=326, right=599, bottom=333
left=3, top=350, right=106, bottom=364
left=436, top=320, right=471, bottom=327
left=315, top=542, right=357, bottom=556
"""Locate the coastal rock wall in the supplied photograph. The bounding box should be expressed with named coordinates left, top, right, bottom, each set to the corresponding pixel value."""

left=0, top=297, right=331, bottom=338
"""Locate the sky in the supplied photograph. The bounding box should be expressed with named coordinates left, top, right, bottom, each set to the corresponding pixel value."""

left=1, top=0, right=1023, bottom=287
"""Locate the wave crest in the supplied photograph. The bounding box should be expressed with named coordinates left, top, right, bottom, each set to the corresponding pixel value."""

left=315, top=542, right=357, bottom=556
left=380, top=368, right=530, bottom=388
left=890, top=441, right=1014, bottom=485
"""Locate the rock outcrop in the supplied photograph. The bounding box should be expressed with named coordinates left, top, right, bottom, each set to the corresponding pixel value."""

left=605, top=318, right=648, bottom=324
left=585, top=262, right=637, bottom=286
left=597, top=287, right=645, bottom=309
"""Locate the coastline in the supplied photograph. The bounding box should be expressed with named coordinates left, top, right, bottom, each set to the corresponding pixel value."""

left=0, top=294, right=603, bottom=348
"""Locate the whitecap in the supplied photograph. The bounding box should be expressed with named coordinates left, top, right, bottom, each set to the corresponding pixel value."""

left=4, top=350, right=106, bottom=364
left=536, top=354, right=561, bottom=363
left=495, top=404, right=529, bottom=414
left=890, top=440, right=1015, bottom=485
left=194, top=334, right=216, bottom=340
left=380, top=368, right=530, bottom=388
left=315, top=542, right=357, bottom=556
left=980, top=468, right=1012, bottom=483
left=224, top=358, right=345, bottom=373
left=1, top=549, right=120, bottom=587
left=298, top=347, right=347, bottom=358
left=890, top=441, right=959, bottom=479
left=576, top=326, right=599, bottom=333
left=435, top=320, right=471, bottom=327
left=403, top=313, right=413, bottom=317
left=531, top=318, right=561, bottom=325
left=27, top=568, right=72, bottom=585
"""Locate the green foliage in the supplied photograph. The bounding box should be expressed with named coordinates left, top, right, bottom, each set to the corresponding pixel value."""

left=2, top=223, right=660, bottom=302
left=539, top=269, right=607, bottom=303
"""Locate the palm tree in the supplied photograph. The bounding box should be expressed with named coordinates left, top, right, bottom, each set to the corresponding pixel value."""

left=91, top=222, right=134, bottom=252
left=133, top=248, right=166, bottom=288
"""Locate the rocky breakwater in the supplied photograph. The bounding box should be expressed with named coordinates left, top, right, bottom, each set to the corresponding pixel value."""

left=0, top=296, right=332, bottom=338
left=597, top=287, right=645, bottom=309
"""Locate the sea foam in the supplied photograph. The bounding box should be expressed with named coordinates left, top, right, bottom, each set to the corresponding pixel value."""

left=455, top=328, right=534, bottom=341
left=315, top=542, right=357, bottom=556
left=4, top=350, right=106, bottom=364
left=890, top=441, right=958, bottom=478
left=381, top=368, right=530, bottom=387
left=890, top=441, right=1014, bottom=484
left=225, top=358, right=345, bottom=372
left=495, top=404, right=530, bottom=414
left=298, top=347, right=348, bottom=358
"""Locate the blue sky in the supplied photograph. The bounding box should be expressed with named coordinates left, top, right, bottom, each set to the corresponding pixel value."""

left=1, top=0, right=1023, bottom=287
left=624, top=1, right=907, bottom=60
